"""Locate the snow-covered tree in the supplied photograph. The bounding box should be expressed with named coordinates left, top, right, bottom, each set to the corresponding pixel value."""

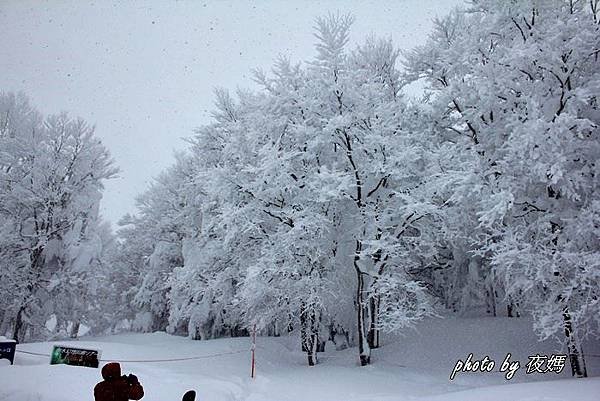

left=404, top=0, right=600, bottom=377
left=0, top=91, right=117, bottom=342
left=163, top=14, right=438, bottom=366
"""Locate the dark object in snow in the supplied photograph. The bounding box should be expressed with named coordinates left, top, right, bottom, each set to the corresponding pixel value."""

left=182, top=390, right=196, bottom=401
left=94, top=362, right=145, bottom=401
left=0, top=339, right=16, bottom=365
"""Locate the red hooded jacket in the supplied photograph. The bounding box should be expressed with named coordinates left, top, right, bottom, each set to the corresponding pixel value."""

left=94, top=362, right=144, bottom=401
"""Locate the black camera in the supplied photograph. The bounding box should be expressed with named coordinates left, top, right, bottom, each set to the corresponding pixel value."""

left=124, top=374, right=138, bottom=384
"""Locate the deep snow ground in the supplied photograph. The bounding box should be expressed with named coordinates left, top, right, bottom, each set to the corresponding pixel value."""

left=1, top=317, right=599, bottom=401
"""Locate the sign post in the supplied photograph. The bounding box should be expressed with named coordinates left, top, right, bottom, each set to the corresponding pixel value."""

left=50, top=345, right=101, bottom=368
left=0, top=339, right=16, bottom=365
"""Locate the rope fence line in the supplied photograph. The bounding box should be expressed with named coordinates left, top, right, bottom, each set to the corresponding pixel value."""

left=13, top=350, right=51, bottom=357
left=14, top=348, right=600, bottom=364
left=15, top=348, right=248, bottom=363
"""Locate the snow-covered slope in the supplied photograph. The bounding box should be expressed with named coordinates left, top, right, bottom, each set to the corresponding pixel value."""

left=1, top=317, right=599, bottom=401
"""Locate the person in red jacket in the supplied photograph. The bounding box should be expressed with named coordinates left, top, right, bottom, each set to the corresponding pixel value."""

left=94, top=362, right=144, bottom=401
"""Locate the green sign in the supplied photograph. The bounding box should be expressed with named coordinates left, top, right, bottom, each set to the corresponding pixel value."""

left=50, top=345, right=100, bottom=368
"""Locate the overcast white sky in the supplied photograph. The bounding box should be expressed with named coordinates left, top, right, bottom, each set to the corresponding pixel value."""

left=0, top=0, right=461, bottom=228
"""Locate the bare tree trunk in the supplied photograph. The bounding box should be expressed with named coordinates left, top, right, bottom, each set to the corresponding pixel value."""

left=12, top=245, right=46, bottom=343
left=486, top=283, right=497, bottom=317
left=308, top=311, right=318, bottom=366
left=0, top=310, right=12, bottom=338
left=190, top=322, right=202, bottom=340
left=341, top=127, right=371, bottom=365
left=354, top=245, right=371, bottom=366
left=300, top=303, right=307, bottom=352
left=506, top=298, right=519, bottom=317
left=12, top=306, right=26, bottom=343
left=300, top=303, right=318, bottom=366
left=367, top=294, right=380, bottom=349
left=315, top=314, right=325, bottom=352
left=563, top=308, right=587, bottom=377
left=375, top=296, right=380, bottom=347
left=70, top=321, right=80, bottom=338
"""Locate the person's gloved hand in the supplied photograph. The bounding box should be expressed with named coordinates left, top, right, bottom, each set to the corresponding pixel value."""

left=127, top=374, right=139, bottom=384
